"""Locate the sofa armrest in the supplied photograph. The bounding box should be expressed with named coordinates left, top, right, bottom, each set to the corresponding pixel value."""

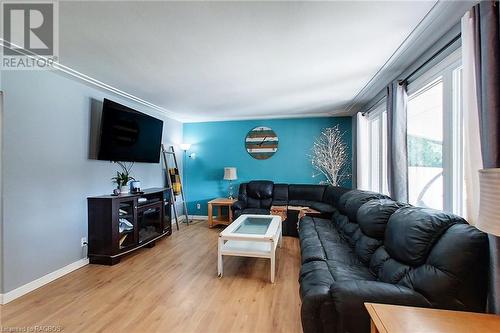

left=330, top=280, right=431, bottom=332
left=232, top=200, right=246, bottom=211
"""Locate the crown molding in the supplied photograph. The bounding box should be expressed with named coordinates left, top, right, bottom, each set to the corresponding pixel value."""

left=344, top=0, right=477, bottom=116
left=0, top=39, right=185, bottom=122
left=181, top=110, right=350, bottom=123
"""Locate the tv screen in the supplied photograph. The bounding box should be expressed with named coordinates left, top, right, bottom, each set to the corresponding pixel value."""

left=97, top=99, right=163, bottom=163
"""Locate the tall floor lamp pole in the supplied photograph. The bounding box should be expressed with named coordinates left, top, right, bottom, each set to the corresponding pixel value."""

left=180, top=143, right=193, bottom=224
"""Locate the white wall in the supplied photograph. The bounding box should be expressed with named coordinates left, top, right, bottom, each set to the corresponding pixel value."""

left=1, top=69, right=183, bottom=293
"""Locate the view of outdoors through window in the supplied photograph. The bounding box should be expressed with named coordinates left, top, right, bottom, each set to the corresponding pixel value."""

left=407, top=79, right=444, bottom=210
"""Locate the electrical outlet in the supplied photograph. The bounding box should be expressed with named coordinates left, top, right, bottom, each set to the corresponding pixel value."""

left=81, top=237, right=87, bottom=247
left=196, top=203, right=201, bottom=209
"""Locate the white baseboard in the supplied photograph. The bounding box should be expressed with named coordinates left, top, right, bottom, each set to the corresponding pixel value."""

left=1, top=258, right=89, bottom=305
left=177, top=215, right=209, bottom=221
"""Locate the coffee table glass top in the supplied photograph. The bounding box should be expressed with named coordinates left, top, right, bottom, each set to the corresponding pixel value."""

left=233, top=216, right=274, bottom=235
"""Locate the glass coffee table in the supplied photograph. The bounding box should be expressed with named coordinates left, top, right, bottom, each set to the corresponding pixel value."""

left=218, top=214, right=282, bottom=283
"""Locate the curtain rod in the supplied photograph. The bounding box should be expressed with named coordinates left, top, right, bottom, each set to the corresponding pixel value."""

left=402, top=33, right=461, bottom=83
left=361, top=33, right=461, bottom=117
left=361, top=95, right=386, bottom=116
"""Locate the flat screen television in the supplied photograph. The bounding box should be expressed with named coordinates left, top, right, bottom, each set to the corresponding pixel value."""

left=97, top=99, right=163, bottom=163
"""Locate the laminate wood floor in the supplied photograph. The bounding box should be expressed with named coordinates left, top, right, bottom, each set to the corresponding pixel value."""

left=0, top=220, right=303, bottom=333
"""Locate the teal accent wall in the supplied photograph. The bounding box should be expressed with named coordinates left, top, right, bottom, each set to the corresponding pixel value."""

left=183, top=117, right=352, bottom=215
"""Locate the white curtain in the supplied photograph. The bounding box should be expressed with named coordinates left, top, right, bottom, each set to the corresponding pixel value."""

left=356, top=112, right=369, bottom=190
left=461, top=10, right=483, bottom=225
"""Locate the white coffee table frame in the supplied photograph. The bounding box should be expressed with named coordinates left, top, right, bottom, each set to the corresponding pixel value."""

left=218, top=214, right=282, bottom=283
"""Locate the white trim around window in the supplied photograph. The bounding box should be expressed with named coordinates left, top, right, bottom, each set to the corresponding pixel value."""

left=406, top=49, right=464, bottom=215
left=357, top=102, right=388, bottom=195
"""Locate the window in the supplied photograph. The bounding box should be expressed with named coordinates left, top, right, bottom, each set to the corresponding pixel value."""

left=406, top=50, right=464, bottom=215
left=357, top=104, right=388, bottom=195
left=407, top=79, right=444, bottom=210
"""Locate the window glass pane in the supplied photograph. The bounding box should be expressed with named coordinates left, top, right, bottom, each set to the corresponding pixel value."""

left=407, top=79, right=443, bottom=210
left=381, top=111, right=389, bottom=195
left=369, top=117, right=380, bottom=191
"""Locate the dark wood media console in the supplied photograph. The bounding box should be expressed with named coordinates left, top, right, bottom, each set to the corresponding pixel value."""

left=87, top=187, right=172, bottom=265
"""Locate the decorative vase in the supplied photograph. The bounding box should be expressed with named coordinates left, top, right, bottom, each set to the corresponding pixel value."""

left=120, top=185, right=129, bottom=194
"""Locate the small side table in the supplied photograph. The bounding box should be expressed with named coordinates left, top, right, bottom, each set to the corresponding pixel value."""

left=365, top=303, right=500, bottom=333
left=208, top=198, right=236, bottom=228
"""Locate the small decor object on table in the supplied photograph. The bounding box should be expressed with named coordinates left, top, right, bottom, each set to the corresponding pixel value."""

left=310, top=125, right=349, bottom=185
left=223, top=167, right=238, bottom=199
left=208, top=198, right=236, bottom=228
left=130, top=180, right=141, bottom=193
left=111, top=162, right=135, bottom=194
left=218, top=214, right=282, bottom=283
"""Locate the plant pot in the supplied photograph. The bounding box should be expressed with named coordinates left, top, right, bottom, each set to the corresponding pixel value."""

left=120, top=186, right=130, bottom=194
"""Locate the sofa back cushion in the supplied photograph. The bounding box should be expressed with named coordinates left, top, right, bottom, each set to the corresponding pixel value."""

left=322, top=186, right=351, bottom=207
left=399, top=223, right=488, bottom=310
left=357, top=199, right=407, bottom=240
left=239, top=181, right=274, bottom=209
left=350, top=199, right=405, bottom=264
left=272, top=184, right=289, bottom=205
left=384, top=207, right=465, bottom=266
left=337, top=190, right=390, bottom=221
left=288, top=184, right=326, bottom=202
left=369, top=206, right=489, bottom=311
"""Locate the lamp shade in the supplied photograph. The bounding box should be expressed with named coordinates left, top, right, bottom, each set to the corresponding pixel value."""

left=180, top=143, right=191, bottom=151
left=223, top=167, right=237, bottom=181
left=477, top=168, right=500, bottom=236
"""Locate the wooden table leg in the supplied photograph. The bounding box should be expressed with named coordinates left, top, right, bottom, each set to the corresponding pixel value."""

left=208, top=203, right=213, bottom=228
left=217, top=236, right=224, bottom=277
left=270, top=243, right=276, bottom=283
left=217, top=206, right=222, bottom=222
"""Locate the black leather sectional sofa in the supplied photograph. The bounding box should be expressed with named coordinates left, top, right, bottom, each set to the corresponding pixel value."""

left=232, top=181, right=489, bottom=333
left=232, top=181, right=349, bottom=219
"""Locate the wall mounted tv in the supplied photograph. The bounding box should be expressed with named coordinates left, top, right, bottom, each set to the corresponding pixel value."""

left=97, top=99, right=163, bottom=163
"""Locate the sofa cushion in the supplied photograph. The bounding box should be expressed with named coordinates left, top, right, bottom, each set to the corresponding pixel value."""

left=357, top=199, right=406, bottom=240
left=247, top=180, right=274, bottom=198
left=288, top=200, right=335, bottom=214
left=326, top=259, right=375, bottom=282
left=322, top=186, right=352, bottom=207
left=299, top=217, right=363, bottom=265
left=237, top=181, right=274, bottom=209
left=272, top=183, right=289, bottom=205
left=337, top=190, right=390, bottom=221
left=385, top=207, right=466, bottom=266
left=309, top=202, right=336, bottom=214
left=354, top=234, right=383, bottom=264
left=399, top=223, right=489, bottom=311
left=299, top=217, right=336, bottom=263
left=289, top=184, right=326, bottom=202
left=299, top=260, right=334, bottom=299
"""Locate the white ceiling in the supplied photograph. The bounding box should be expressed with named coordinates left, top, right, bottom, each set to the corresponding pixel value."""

left=59, top=1, right=437, bottom=122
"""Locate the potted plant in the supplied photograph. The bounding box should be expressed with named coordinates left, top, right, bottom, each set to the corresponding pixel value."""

left=111, top=162, right=135, bottom=194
